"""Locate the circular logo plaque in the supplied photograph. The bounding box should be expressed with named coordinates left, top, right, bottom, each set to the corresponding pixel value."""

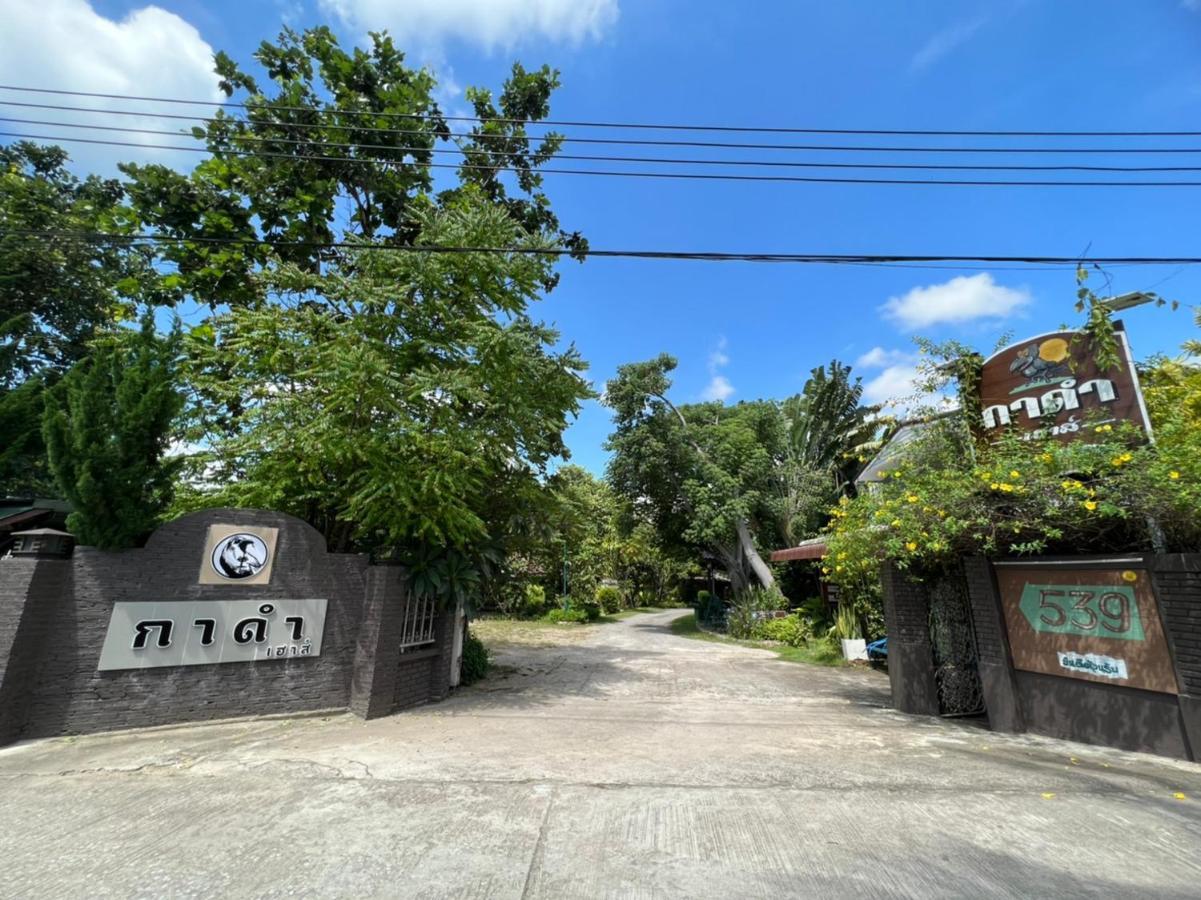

left=211, top=533, right=270, bottom=580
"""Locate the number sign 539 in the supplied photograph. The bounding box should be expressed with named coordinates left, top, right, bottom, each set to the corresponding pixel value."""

left=1018, top=584, right=1144, bottom=641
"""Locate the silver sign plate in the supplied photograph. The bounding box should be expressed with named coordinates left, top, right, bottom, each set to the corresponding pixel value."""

left=97, top=598, right=328, bottom=671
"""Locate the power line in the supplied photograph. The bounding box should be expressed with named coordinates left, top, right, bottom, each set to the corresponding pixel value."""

left=5, top=98, right=1201, bottom=156
left=11, top=115, right=1201, bottom=171
left=8, top=130, right=1201, bottom=187
left=2, top=84, right=1199, bottom=138
left=5, top=229, right=1200, bottom=266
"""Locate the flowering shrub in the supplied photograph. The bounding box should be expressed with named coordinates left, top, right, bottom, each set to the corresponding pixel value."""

left=753, top=613, right=813, bottom=647
left=823, top=402, right=1201, bottom=615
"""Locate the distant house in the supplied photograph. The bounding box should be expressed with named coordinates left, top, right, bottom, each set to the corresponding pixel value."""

left=0, top=498, right=70, bottom=556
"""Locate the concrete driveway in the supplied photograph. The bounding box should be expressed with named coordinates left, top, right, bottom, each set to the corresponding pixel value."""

left=2, top=608, right=1200, bottom=899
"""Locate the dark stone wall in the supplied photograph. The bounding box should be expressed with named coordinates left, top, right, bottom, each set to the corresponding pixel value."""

left=1014, top=670, right=1190, bottom=759
left=962, top=557, right=1024, bottom=733
left=393, top=610, right=457, bottom=712
left=956, top=553, right=1201, bottom=761
left=0, top=508, right=458, bottom=744
left=1151, top=554, right=1201, bottom=757
left=880, top=562, right=939, bottom=717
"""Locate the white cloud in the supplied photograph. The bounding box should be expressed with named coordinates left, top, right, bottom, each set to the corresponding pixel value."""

left=910, top=17, right=988, bottom=71
left=708, top=336, right=730, bottom=370
left=881, top=273, right=1032, bottom=331
left=701, top=336, right=734, bottom=402
left=856, top=347, right=922, bottom=409
left=702, top=375, right=735, bottom=403
left=855, top=346, right=912, bottom=369
left=0, top=0, right=221, bottom=172
left=319, top=0, right=620, bottom=50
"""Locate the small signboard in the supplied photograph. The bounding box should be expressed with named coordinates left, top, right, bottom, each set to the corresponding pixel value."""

left=198, top=524, right=279, bottom=585
left=995, top=564, right=1178, bottom=694
left=977, top=326, right=1151, bottom=442
left=97, top=598, right=327, bottom=671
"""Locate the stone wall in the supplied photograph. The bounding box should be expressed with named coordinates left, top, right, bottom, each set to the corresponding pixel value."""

left=0, top=509, right=458, bottom=745
left=881, top=554, right=1201, bottom=761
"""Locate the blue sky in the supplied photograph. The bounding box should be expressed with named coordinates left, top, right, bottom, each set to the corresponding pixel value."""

left=5, top=1, right=1201, bottom=474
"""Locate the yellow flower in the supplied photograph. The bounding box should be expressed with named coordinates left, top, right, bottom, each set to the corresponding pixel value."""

left=990, top=483, right=1000, bottom=490
left=906, top=494, right=919, bottom=503
left=893, top=471, right=902, bottom=479
left=1009, top=470, right=1021, bottom=479
left=1060, top=480, right=1081, bottom=492
left=1170, top=471, right=1181, bottom=480
left=837, top=552, right=848, bottom=560
left=906, top=542, right=918, bottom=552
left=891, top=519, right=901, bottom=527
left=1083, top=500, right=1098, bottom=511
left=1040, top=453, right=1054, bottom=464
left=999, top=483, right=1015, bottom=493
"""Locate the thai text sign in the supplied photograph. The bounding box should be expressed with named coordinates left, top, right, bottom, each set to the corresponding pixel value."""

left=996, top=564, right=1177, bottom=694
left=98, top=598, right=327, bottom=671
left=977, top=327, right=1150, bottom=442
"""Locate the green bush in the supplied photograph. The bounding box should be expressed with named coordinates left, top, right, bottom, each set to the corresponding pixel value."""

left=726, top=586, right=788, bottom=639
left=522, top=584, right=547, bottom=618
left=595, top=585, right=622, bottom=614
left=798, top=596, right=832, bottom=631
left=695, top=589, right=711, bottom=607
left=460, top=629, right=490, bottom=685
left=753, top=614, right=813, bottom=647
left=546, top=607, right=588, bottom=624
left=580, top=600, right=602, bottom=621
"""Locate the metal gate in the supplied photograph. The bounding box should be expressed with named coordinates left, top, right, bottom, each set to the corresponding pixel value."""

left=927, top=574, right=986, bottom=717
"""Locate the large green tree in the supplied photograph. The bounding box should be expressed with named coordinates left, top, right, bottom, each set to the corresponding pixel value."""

left=42, top=315, right=183, bottom=548
left=605, top=354, right=785, bottom=592
left=176, top=195, right=589, bottom=561
left=113, top=27, right=593, bottom=607
left=778, top=361, right=885, bottom=544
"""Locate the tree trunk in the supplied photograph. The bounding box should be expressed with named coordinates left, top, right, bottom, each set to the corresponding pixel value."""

left=714, top=542, right=749, bottom=595
left=736, top=518, right=776, bottom=590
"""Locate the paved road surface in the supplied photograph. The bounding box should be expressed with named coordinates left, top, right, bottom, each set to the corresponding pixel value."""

left=2, top=608, right=1200, bottom=898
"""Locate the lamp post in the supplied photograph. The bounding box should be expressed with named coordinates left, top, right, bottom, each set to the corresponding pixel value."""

left=561, top=540, right=570, bottom=609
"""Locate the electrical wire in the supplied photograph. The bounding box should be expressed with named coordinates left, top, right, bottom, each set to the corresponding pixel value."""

left=7, top=131, right=1201, bottom=186
left=3, top=84, right=1199, bottom=137
left=8, top=117, right=1201, bottom=173
left=5, top=229, right=1200, bottom=266
left=4, top=98, right=1201, bottom=156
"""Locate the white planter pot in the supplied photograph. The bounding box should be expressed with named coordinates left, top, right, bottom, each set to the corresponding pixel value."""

left=841, top=638, right=868, bottom=661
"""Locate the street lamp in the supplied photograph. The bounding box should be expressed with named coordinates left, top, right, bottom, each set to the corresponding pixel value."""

left=1099, top=292, right=1156, bottom=312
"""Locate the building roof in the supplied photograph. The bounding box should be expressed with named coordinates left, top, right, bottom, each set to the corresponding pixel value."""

left=770, top=536, right=828, bottom=562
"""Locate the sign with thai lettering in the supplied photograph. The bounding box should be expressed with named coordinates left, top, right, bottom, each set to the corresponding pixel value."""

left=995, top=564, right=1178, bottom=694
left=97, top=598, right=327, bottom=671
left=977, top=326, right=1150, bottom=442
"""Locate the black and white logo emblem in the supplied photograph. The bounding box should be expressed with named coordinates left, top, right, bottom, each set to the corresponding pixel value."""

left=212, top=533, right=269, bottom=580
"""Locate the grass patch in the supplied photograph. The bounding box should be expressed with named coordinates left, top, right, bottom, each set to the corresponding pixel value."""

left=472, top=607, right=674, bottom=646
left=471, top=616, right=592, bottom=647
left=601, top=606, right=672, bottom=623
left=669, top=611, right=846, bottom=667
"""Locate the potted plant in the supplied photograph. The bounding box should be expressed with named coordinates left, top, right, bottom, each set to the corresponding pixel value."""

left=834, top=605, right=867, bottom=661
